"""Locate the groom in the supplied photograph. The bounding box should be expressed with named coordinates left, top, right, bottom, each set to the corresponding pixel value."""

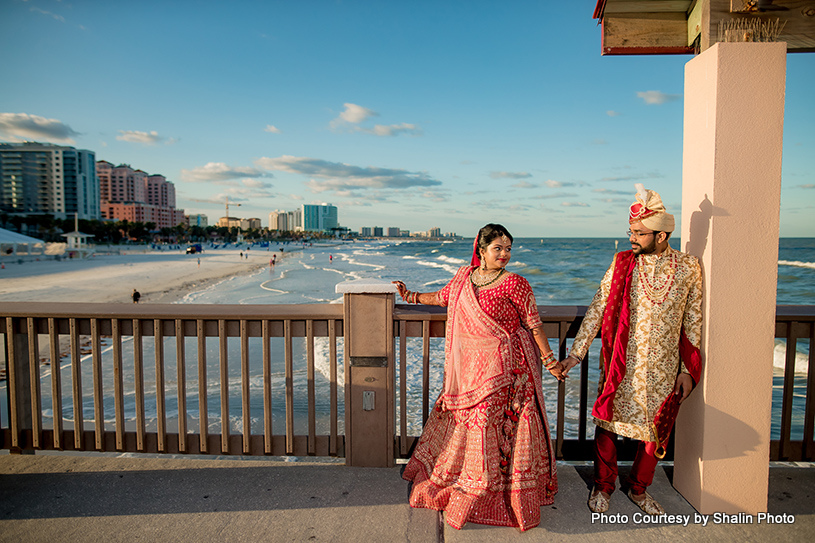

left=559, top=185, right=703, bottom=515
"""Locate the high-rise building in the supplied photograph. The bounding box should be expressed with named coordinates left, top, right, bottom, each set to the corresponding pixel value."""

left=268, top=209, right=289, bottom=230
left=301, top=203, right=338, bottom=232
left=290, top=209, right=302, bottom=231
left=387, top=227, right=400, bottom=237
left=373, top=226, right=383, bottom=237
left=97, top=162, right=146, bottom=204
left=360, top=227, right=372, bottom=237
left=146, top=174, right=176, bottom=207
left=97, top=160, right=184, bottom=228
left=0, top=142, right=99, bottom=220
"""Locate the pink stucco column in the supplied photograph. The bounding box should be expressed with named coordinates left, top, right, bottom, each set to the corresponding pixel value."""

left=675, top=42, right=787, bottom=514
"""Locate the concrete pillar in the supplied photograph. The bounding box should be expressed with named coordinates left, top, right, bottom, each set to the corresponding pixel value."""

left=337, top=279, right=397, bottom=467
left=676, top=42, right=787, bottom=514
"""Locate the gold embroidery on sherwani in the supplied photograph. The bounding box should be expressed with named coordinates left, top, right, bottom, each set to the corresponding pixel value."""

left=570, top=246, right=703, bottom=442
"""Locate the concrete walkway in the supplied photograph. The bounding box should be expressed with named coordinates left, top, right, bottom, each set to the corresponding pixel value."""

left=0, top=453, right=812, bottom=542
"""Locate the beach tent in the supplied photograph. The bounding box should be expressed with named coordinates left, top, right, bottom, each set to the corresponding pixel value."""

left=0, top=227, right=45, bottom=258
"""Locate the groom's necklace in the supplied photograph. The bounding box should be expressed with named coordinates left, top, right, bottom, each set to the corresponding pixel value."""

left=471, top=267, right=505, bottom=288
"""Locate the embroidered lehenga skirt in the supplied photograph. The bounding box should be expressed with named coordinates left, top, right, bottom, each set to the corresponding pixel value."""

left=402, top=366, right=557, bottom=530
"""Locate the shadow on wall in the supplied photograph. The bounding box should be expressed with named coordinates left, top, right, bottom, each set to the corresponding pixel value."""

left=684, top=194, right=730, bottom=257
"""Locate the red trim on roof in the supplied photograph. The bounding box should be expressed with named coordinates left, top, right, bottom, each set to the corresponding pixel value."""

left=602, top=46, right=695, bottom=55
left=593, top=0, right=606, bottom=20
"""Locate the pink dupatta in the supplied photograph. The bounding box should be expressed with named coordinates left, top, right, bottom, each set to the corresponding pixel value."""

left=442, top=266, right=514, bottom=410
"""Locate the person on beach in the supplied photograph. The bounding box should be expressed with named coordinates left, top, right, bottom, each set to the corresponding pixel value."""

left=557, top=185, right=703, bottom=516
left=394, top=223, right=561, bottom=531
left=131, top=288, right=141, bottom=304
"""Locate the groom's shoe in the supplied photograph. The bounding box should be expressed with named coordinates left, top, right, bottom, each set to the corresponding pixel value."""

left=627, top=489, right=665, bottom=515
left=588, top=487, right=610, bottom=513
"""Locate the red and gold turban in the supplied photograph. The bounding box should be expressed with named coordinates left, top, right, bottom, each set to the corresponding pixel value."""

left=629, top=184, right=675, bottom=232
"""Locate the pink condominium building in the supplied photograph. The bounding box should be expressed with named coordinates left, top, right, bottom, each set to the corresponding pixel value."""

left=97, top=161, right=185, bottom=228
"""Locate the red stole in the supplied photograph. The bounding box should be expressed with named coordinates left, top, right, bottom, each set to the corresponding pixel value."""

left=442, top=266, right=513, bottom=410
left=592, top=250, right=702, bottom=430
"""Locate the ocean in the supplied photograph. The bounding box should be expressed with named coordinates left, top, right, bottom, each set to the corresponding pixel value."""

left=24, top=238, right=815, bottom=444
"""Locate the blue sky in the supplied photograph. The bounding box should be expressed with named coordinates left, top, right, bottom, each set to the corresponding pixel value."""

left=1, top=0, right=813, bottom=237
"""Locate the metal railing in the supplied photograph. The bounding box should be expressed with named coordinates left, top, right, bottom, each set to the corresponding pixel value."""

left=1, top=302, right=813, bottom=461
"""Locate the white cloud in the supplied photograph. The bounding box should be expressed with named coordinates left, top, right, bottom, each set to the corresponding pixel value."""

left=181, top=162, right=269, bottom=182
left=331, top=103, right=378, bottom=128
left=607, top=110, right=621, bottom=117
left=367, top=123, right=422, bottom=137
left=561, top=202, right=590, bottom=207
left=30, top=7, right=65, bottom=23
left=242, top=178, right=273, bottom=189
left=798, top=184, right=815, bottom=189
left=512, top=181, right=537, bottom=189
left=255, top=155, right=442, bottom=192
left=329, top=103, right=420, bottom=137
left=637, top=90, right=682, bottom=105
left=265, top=124, right=281, bottom=134
left=116, top=130, right=170, bottom=145
left=0, top=113, right=79, bottom=143
left=420, top=190, right=450, bottom=203
left=490, top=171, right=531, bottom=180
left=545, top=179, right=562, bottom=188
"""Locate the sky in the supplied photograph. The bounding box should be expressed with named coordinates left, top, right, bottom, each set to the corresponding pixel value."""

left=1, top=0, right=813, bottom=237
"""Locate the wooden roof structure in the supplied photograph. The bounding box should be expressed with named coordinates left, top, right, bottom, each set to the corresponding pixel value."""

left=593, top=0, right=815, bottom=54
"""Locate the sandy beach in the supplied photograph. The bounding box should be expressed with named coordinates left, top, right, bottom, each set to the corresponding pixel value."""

left=0, top=248, right=284, bottom=304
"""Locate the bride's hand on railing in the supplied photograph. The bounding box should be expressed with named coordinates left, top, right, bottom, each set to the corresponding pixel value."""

left=392, top=281, right=409, bottom=302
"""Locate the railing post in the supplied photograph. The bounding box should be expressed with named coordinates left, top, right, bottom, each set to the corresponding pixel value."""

left=338, top=280, right=396, bottom=467
left=5, top=317, right=34, bottom=453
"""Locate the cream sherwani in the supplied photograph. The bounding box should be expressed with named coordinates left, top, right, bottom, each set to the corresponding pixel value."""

left=571, top=245, right=703, bottom=442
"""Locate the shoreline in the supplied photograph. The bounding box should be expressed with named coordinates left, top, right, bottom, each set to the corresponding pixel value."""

left=0, top=248, right=297, bottom=305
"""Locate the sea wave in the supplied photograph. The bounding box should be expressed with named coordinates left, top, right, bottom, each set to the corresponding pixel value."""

left=437, top=255, right=466, bottom=265
left=774, top=340, right=810, bottom=374
left=415, top=260, right=459, bottom=275
left=259, top=281, right=289, bottom=294
left=779, top=260, right=815, bottom=270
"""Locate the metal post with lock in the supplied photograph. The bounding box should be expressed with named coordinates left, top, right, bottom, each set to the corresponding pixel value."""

left=337, top=279, right=396, bottom=467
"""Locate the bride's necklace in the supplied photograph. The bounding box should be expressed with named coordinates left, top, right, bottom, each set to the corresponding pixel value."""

left=637, top=252, right=677, bottom=304
left=471, top=267, right=505, bottom=288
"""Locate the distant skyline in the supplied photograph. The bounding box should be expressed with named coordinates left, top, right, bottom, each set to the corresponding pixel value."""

left=1, top=1, right=813, bottom=237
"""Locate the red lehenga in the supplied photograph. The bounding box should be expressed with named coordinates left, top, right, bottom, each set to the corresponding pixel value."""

left=402, top=266, right=558, bottom=531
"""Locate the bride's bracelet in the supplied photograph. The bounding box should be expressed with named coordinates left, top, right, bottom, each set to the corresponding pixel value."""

left=541, top=351, right=558, bottom=370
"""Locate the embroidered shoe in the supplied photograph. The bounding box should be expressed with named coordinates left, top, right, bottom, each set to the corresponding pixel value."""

left=627, top=489, right=665, bottom=515
left=588, top=488, right=610, bottom=513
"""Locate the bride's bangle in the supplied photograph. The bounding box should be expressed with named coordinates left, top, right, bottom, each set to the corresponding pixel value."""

left=541, top=351, right=557, bottom=369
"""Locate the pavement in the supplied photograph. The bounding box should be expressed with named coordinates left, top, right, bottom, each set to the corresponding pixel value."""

left=0, top=452, right=813, bottom=543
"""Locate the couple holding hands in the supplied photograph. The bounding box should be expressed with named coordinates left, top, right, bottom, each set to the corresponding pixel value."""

left=394, top=186, right=703, bottom=531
